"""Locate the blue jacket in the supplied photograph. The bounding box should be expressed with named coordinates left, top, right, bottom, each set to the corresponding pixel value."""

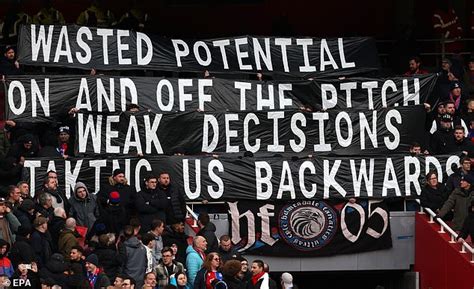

left=185, top=245, right=204, bottom=289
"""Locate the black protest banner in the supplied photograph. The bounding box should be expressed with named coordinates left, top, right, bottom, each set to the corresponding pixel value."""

left=228, top=200, right=391, bottom=257
left=23, top=154, right=460, bottom=200
left=4, top=74, right=438, bottom=122
left=76, top=106, right=426, bottom=156
left=17, top=25, right=380, bottom=77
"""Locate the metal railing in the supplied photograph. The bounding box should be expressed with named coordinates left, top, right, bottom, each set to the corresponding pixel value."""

left=418, top=202, right=474, bottom=263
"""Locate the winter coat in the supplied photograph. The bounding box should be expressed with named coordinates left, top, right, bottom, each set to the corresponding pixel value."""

left=92, top=204, right=128, bottom=237
left=420, top=184, right=449, bottom=212
left=223, top=275, right=246, bottom=289
left=49, top=216, right=65, bottom=252
left=14, top=206, right=34, bottom=233
left=186, top=245, right=204, bottom=289
left=98, top=179, right=135, bottom=214
left=246, top=273, right=277, bottom=289
left=123, top=237, right=147, bottom=288
left=0, top=240, right=14, bottom=277
left=87, top=269, right=111, bottom=289
left=95, top=244, right=124, bottom=280
left=439, top=186, right=474, bottom=230
left=446, top=137, right=474, bottom=157
left=155, top=259, right=185, bottom=287
left=135, top=188, right=167, bottom=232
left=157, top=184, right=186, bottom=225
left=193, top=268, right=223, bottom=289
left=58, top=229, right=79, bottom=259
left=68, top=182, right=98, bottom=229
left=31, top=230, right=53, bottom=268
left=430, top=128, right=454, bottom=155
left=163, top=227, right=188, bottom=265
left=0, top=212, right=21, bottom=245
left=35, top=205, right=54, bottom=222
left=445, top=168, right=474, bottom=193
left=197, top=222, right=218, bottom=254
left=39, top=254, right=68, bottom=288
left=9, top=235, right=36, bottom=268
left=458, top=210, right=474, bottom=241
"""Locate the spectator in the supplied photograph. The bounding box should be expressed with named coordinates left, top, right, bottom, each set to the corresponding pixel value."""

left=197, top=213, right=218, bottom=254
left=157, top=172, right=186, bottom=225
left=246, top=260, right=276, bottom=289
left=68, top=181, right=99, bottom=230
left=438, top=175, right=474, bottom=230
left=193, top=252, right=223, bottom=289
left=404, top=56, right=428, bottom=76
left=37, top=131, right=61, bottom=158
left=280, top=272, right=298, bottom=289
left=222, top=259, right=245, bottom=289
left=420, top=171, right=449, bottom=214
left=13, top=199, right=35, bottom=245
left=466, top=56, right=474, bottom=96
left=89, top=191, right=128, bottom=238
left=462, top=99, right=474, bottom=131
left=170, top=271, right=190, bottom=289
left=446, top=156, right=474, bottom=193
left=148, top=219, right=164, bottom=263
left=94, top=233, right=123, bottom=281
left=98, top=169, right=135, bottom=218
left=76, top=0, right=116, bottom=28
left=409, top=142, right=422, bottom=156
left=31, top=216, right=52, bottom=268
left=218, top=235, right=240, bottom=264
left=0, top=157, right=22, bottom=193
left=68, top=245, right=86, bottom=279
left=0, top=239, right=14, bottom=277
left=430, top=114, right=455, bottom=154
left=186, top=235, right=207, bottom=288
left=57, top=218, right=79, bottom=260
left=39, top=253, right=68, bottom=287
left=85, top=253, right=111, bottom=289
left=156, top=246, right=185, bottom=288
left=17, top=181, right=30, bottom=200
left=448, top=82, right=464, bottom=111
left=32, top=0, right=65, bottom=25
left=457, top=200, right=474, bottom=244
left=122, top=276, right=137, bottom=289
left=0, top=45, right=21, bottom=76
left=110, top=274, right=128, bottom=289
left=123, top=225, right=147, bottom=289
left=430, top=101, right=468, bottom=135
left=39, top=177, right=69, bottom=212
left=237, top=257, right=251, bottom=282
left=57, top=126, right=74, bottom=158
left=143, top=271, right=158, bottom=289
left=141, top=233, right=156, bottom=273
left=446, top=125, right=474, bottom=156
left=136, top=175, right=167, bottom=232
left=163, top=221, right=188, bottom=265
left=49, top=207, right=66, bottom=252
left=9, top=226, right=35, bottom=268
left=6, top=134, right=38, bottom=161
left=0, top=197, right=20, bottom=245
left=7, top=184, right=21, bottom=209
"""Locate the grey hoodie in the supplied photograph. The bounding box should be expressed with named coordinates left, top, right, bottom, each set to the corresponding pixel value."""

left=123, top=236, right=147, bottom=288
left=68, top=182, right=98, bottom=229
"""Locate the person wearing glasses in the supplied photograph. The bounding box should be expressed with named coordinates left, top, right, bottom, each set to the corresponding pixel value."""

left=193, top=252, right=224, bottom=289
left=156, top=247, right=185, bottom=287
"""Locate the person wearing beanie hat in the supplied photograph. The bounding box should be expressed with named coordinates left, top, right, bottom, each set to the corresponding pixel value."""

left=68, top=181, right=98, bottom=229
left=0, top=239, right=14, bottom=277
left=85, top=253, right=111, bottom=289
left=14, top=198, right=36, bottom=233
left=438, top=172, right=474, bottom=230
left=97, top=168, right=135, bottom=221
left=57, top=125, right=74, bottom=157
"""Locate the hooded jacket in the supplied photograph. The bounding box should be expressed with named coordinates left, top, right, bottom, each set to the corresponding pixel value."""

left=68, top=182, right=99, bottom=229
left=123, top=236, right=147, bottom=286
left=196, top=222, right=218, bottom=254
left=439, top=185, right=474, bottom=230
left=94, top=243, right=124, bottom=280
left=0, top=239, right=14, bottom=277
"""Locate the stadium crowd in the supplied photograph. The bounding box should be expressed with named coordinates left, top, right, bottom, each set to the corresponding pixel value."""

left=0, top=1, right=473, bottom=289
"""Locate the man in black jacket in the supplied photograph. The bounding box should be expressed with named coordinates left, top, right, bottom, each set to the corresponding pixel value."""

left=196, top=213, right=218, bottom=254
left=135, top=174, right=167, bottom=232
left=98, top=169, right=135, bottom=217
left=446, top=125, right=474, bottom=156
left=157, top=172, right=186, bottom=225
